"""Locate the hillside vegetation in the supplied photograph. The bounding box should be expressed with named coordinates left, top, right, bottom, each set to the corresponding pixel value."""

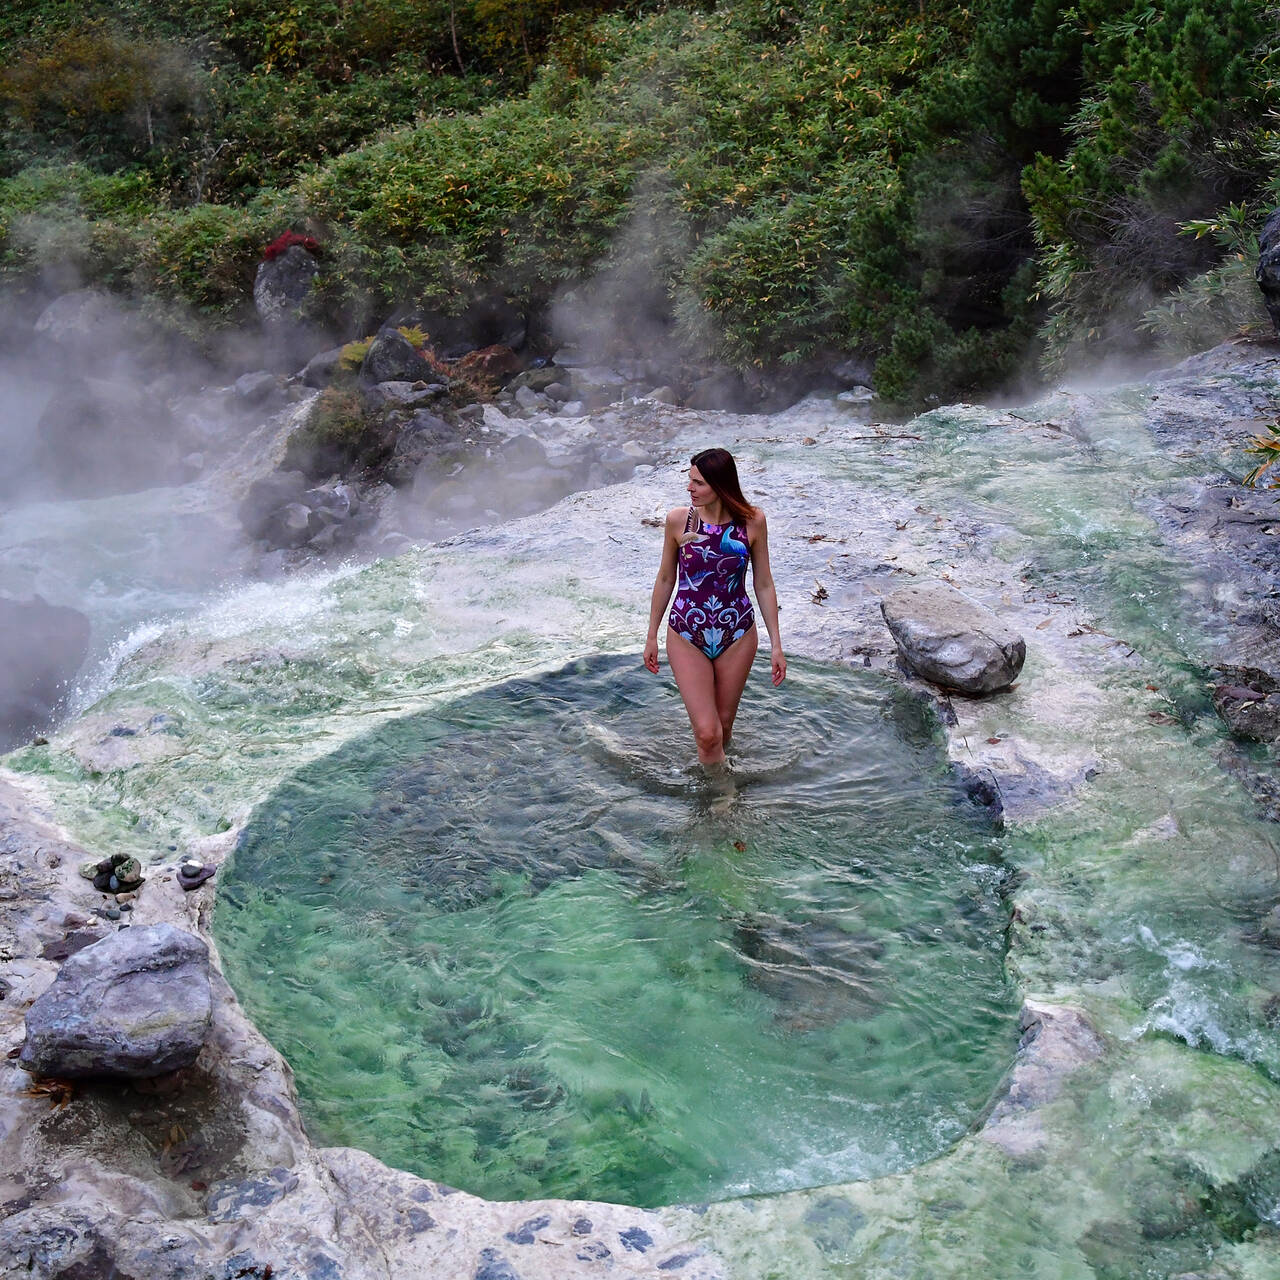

left=1, top=0, right=1276, bottom=403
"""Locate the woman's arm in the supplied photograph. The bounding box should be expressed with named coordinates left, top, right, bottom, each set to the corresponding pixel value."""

left=644, top=509, right=683, bottom=673
left=749, top=512, right=786, bottom=685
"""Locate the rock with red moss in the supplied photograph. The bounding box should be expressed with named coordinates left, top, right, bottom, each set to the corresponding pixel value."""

left=254, top=245, right=320, bottom=325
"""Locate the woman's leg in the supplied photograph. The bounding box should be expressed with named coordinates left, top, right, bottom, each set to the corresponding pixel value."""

left=712, top=624, right=758, bottom=746
left=666, top=627, right=725, bottom=764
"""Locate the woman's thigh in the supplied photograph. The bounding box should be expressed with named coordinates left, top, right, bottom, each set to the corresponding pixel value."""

left=712, top=623, right=758, bottom=729
left=666, top=627, right=720, bottom=732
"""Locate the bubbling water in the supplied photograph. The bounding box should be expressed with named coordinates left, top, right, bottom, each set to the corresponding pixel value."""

left=216, top=656, right=1018, bottom=1207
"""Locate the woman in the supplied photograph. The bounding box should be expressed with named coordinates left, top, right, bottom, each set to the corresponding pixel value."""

left=644, top=448, right=785, bottom=764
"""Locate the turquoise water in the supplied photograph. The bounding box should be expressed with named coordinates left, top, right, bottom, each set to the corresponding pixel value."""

left=215, top=657, right=1019, bottom=1206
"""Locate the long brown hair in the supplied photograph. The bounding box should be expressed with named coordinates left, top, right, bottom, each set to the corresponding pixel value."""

left=691, top=448, right=759, bottom=524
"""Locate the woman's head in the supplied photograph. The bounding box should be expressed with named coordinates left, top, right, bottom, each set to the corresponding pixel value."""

left=688, top=447, right=758, bottom=523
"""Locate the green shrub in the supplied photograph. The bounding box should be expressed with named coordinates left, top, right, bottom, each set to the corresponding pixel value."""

left=284, top=385, right=388, bottom=477
left=0, top=22, right=210, bottom=172
left=1140, top=202, right=1274, bottom=357
left=0, top=163, right=157, bottom=283
left=137, top=201, right=283, bottom=314
left=1018, top=0, right=1276, bottom=372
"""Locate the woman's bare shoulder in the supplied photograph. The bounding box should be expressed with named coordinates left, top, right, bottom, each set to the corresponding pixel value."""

left=746, top=508, right=768, bottom=533
left=665, top=506, right=690, bottom=528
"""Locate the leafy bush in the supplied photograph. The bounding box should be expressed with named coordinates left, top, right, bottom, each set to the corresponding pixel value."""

left=0, top=22, right=210, bottom=173
left=1018, top=0, right=1277, bottom=372
left=3, top=0, right=1276, bottom=406
left=1141, top=202, right=1275, bottom=357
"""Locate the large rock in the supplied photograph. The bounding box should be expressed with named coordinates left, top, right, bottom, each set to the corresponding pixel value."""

left=33, top=289, right=130, bottom=348
left=20, top=923, right=212, bottom=1079
left=360, top=328, right=436, bottom=385
left=254, top=244, right=320, bottom=325
left=1256, top=208, right=1280, bottom=336
left=299, top=345, right=345, bottom=388
left=384, top=410, right=460, bottom=487
left=0, top=594, right=91, bottom=752
left=238, top=469, right=310, bottom=541
left=881, top=580, right=1025, bottom=694
left=31, top=376, right=181, bottom=497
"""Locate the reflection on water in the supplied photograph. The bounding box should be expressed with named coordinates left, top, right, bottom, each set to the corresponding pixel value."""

left=216, top=657, right=1018, bottom=1207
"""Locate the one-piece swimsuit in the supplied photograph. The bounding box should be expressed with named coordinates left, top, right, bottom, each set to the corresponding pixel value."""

left=668, top=507, right=755, bottom=659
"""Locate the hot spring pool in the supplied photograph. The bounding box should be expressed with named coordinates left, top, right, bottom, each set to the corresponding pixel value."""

left=214, top=657, right=1019, bottom=1207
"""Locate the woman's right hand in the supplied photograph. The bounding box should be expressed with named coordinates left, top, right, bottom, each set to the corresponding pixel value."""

left=643, top=636, right=659, bottom=673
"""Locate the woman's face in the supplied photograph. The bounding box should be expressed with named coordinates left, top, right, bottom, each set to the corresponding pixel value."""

left=686, top=466, right=715, bottom=507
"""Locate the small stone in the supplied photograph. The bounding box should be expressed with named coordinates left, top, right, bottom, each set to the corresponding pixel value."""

left=104, top=907, right=121, bottom=920
left=32, top=736, right=48, bottom=746
left=178, top=863, right=216, bottom=891
left=79, top=861, right=99, bottom=881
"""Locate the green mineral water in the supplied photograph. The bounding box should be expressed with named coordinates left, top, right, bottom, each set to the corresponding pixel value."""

left=215, top=657, right=1019, bottom=1207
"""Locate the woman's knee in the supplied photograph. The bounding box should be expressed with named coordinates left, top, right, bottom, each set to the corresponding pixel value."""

left=694, top=721, right=724, bottom=755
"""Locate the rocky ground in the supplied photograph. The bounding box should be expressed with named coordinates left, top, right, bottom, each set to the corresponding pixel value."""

left=2, top=336, right=1280, bottom=1278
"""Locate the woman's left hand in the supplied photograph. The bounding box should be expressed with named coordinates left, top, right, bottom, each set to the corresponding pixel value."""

left=771, top=649, right=787, bottom=686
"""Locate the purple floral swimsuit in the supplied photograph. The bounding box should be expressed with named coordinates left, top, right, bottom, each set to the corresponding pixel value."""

left=669, top=508, right=755, bottom=659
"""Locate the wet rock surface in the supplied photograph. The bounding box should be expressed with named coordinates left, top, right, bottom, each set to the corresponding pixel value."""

left=0, top=775, right=722, bottom=1279
left=8, top=340, right=1280, bottom=1276
left=1211, top=665, right=1280, bottom=742
left=20, top=922, right=212, bottom=1079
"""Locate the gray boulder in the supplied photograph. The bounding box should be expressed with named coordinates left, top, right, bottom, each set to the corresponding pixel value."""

left=513, top=384, right=546, bottom=411
left=569, top=365, right=628, bottom=409
left=20, top=923, right=212, bottom=1079
left=881, top=580, right=1025, bottom=694
left=509, top=365, right=561, bottom=393
left=234, top=370, right=282, bottom=406
left=0, top=594, right=91, bottom=753
left=496, top=433, right=548, bottom=468
left=384, top=410, right=460, bottom=488
left=238, top=469, right=310, bottom=540
left=254, top=245, right=320, bottom=324
left=1256, top=208, right=1280, bottom=336
left=365, top=380, right=448, bottom=410
left=300, top=345, right=345, bottom=388
left=34, top=289, right=130, bottom=348
left=360, top=329, right=435, bottom=385
left=32, top=376, right=180, bottom=497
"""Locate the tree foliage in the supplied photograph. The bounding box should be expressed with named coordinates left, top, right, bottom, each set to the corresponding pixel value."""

left=0, top=0, right=1276, bottom=404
